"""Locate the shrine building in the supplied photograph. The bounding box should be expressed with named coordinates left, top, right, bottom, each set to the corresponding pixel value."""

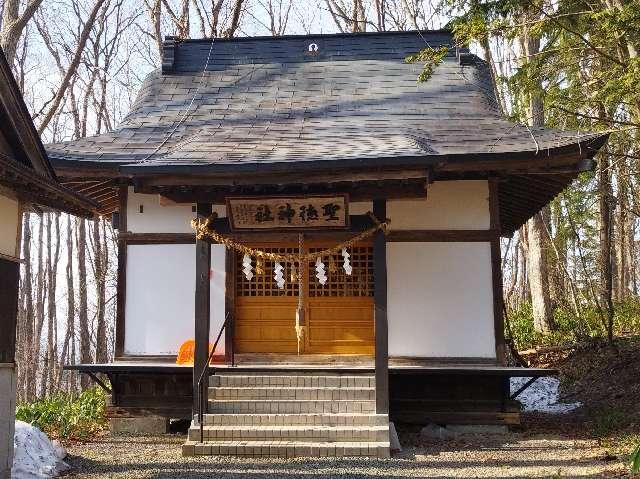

left=50, top=30, right=607, bottom=458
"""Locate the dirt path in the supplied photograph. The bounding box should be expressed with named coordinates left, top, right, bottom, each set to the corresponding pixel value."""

left=63, top=428, right=629, bottom=478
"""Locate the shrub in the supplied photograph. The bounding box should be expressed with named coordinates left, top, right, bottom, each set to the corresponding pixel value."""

left=631, top=443, right=640, bottom=474
left=591, top=408, right=627, bottom=437
left=507, top=298, right=640, bottom=350
left=15, top=387, right=107, bottom=440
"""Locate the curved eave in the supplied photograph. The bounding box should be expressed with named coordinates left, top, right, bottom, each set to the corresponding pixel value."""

left=49, top=133, right=608, bottom=229
left=50, top=133, right=607, bottom=177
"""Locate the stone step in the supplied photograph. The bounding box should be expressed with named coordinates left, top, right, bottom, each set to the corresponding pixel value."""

left=199, top=413, right=389, bottom=426
left=182, top=440, right=391, bottom=458
left=188, top=425, right=389, bottom=442
left=209, top=386, right=374, bottom=400
left=208, top=399, right=376, bottom=414
left=210, top=374, right=374, bottom=388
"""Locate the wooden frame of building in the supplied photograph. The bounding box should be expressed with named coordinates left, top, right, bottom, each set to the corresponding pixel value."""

left=54, top=30, right=607, bottom=457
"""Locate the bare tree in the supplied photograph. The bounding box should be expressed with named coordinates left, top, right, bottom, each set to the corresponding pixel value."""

left=34, top=0, right=108, bottom=133
left=31, top=214, right=46, bottom=398
left=92, top=218, right=108, bottom=363
left=324, top=0, right=367, bottom=32
left=16, top=213, right=33, bottom=401
left=59, top=215, right=77, bottom=392
left=0, top=0, right=43, bottom=63
left=77, top=219, right=91, bottom=388
left=251, top=0, right=292, bottom=35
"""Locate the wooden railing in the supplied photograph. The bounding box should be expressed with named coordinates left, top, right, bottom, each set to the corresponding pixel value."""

left=197, top=313, right=232, bottom=443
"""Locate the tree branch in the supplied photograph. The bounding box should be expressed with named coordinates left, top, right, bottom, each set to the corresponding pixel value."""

left=37, top=0, right=107, bottom=134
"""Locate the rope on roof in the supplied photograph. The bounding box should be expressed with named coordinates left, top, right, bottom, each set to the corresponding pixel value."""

left=138, top=35, right=217, bottom=165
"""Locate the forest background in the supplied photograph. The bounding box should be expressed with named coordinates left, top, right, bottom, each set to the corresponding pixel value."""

left=1, top=0, right=639, bottom=400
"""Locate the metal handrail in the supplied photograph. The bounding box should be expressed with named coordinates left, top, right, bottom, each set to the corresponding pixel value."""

left=197, top=313, right=231, bottom=443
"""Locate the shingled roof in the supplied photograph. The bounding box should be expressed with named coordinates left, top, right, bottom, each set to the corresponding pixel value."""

left=48, top=30, right=605, bottom=171
left=47, top=30, right=606, bottom=232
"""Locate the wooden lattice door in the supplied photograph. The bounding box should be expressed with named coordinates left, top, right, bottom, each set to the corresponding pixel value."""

left=305, top=246, right=374, bottom=354
left=234, top=246, right=300, bottom=354
left=234, top=242, right=374, bottom=355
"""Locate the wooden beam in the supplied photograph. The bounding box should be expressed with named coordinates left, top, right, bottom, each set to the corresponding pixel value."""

left=117, top=227, right=500, bottom=246
left=489, top=178, right=506, bottom=365
left=117, top=215, right=378, bottom=245
left=75, top=180, right=115, bottom=195
left=139, top=169, right=432, bottom=188
left=193, top=203, right=212, bottom=414
left=438, top=153, right=590, bottom=173
left=145, top=181, right=428, bottom=204
left=119, top=232, right=196, bottom=244
left=387, top=229, right=496, bottom=242
left=90, top=189, right=118, bottom=202
left=114, top=186, right=128, bottom=358
left=373, top=199, right=389, bottom=415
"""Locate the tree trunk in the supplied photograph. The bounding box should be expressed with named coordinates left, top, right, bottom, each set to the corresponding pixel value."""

left=527, top=215, right=555, bottom=333
left=32, top=214, right=46, bottom=398
left=598, top=145, right=615, bottom=342
left=40, top=213, right=53, bottom=397
left=48, top=213, right=61, bottom=390
left=0, top=0, right=44, bottom=64
left=17, top=212, right=34, bottom=401
left=615, top=163, right=630, bottom=301
left=521, top=21, right=555, bottom=333
left=94, top=217, right=108, bottom=363
left=60, top=215, right=77, bottom=392
left=77, top=218, right=92, bottom=388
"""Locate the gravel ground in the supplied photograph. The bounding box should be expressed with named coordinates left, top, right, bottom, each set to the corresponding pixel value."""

left=62, top=427, right=630, bottom=478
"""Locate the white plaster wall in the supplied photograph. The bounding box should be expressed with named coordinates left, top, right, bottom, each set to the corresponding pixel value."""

left=388, top=180, right=489, bottom=230
left=124, top=244, right=226, bottom=355
left=0, top=194, right=20, bottom=258
left=388, top=242, right=496, bottom=358
left=350, top=201, right=373, bottom=215
left=127, top=188, right=226, bottom=233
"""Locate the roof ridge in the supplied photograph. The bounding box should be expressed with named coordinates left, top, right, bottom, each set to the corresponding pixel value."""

left=165, top=29, right=453, bottom=44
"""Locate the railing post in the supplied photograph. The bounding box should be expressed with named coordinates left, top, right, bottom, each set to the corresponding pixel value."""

left=197, top=315, right=229, bottom=443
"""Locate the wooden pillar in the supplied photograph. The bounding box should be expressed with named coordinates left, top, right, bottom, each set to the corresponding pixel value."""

left=193, top=203, right=212, bottom=414
left=114, top=185, right=128, bottom=358
left=489, top=178, right=506, bottom=364
left=373, top=199, right=389, bottom=414
left=224, top=248, right=235, bottom=364
left=0, top=258, right=19, bottom=364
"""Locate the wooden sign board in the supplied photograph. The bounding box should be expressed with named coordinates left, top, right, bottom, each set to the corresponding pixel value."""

left=227, top=195, right=349, bottom=230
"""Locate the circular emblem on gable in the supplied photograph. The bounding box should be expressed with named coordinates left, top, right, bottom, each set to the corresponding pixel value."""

left=308, top=43, right=319, bottom=53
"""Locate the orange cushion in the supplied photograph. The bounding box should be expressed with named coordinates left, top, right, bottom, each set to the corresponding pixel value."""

left=176, top=339, right=215, bottom=365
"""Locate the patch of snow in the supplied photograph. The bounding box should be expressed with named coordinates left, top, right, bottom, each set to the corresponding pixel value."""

left=11, top=421, right=70, bottom=479
left=510, top=376, right=582, bottom=414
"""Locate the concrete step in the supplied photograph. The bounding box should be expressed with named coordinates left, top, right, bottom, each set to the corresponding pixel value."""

left=208, top=399, right=376, bottom=414
left=190, top=372, right=388, bottom=458
left=209, top=386, right=374, bottom=400
left=210, top=374, right=374, bottom=388
left=182, top=440, right=391, bottom=458
left=199, top=413, right=389, bottom=427
left=188, top=425, right=389, bottom=442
